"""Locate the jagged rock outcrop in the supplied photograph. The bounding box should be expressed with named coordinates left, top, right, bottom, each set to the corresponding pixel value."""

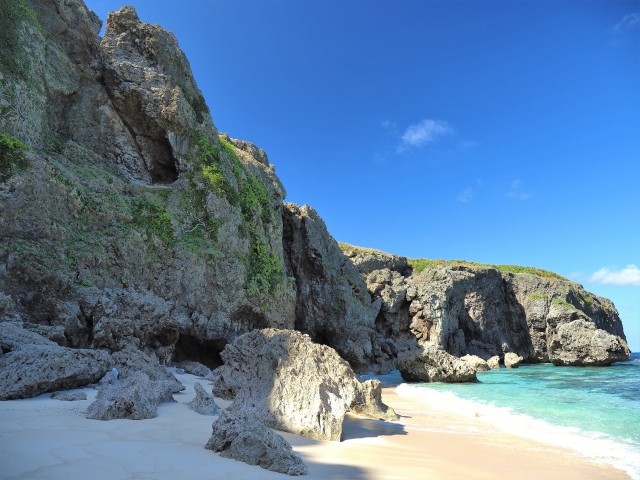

left=0, top=321, right=57, bottom=352
left=178, top=360, right=212, bottom=378
left=397, top=348, right=477, bottom=383
left=0, top=343, right=111, bottom=400
left=363, top=262, right=629, bottom=368
left=282, top=204, right=382, bottom=372
left=504, top=352, right=523, bottom=368
left=503, top=273, right=629, bottom=364
left=187, top=382, right=220, bottom=415
left=210, top=329, right=397, bottom=442
left=86, top=371, right=175, bottom=420
left=205, top=411, right=307, bottom=476
left=345, top=248, right=410, bottom=276
left=23, top=324, right=67, bottom=346
left=548, top=319, right=630, bottom=366
left=111, top=348, right=184, bottom=393
left=350, top=378, right=399, bottom=421
left=460, top=354, right=490, bottom=371
left=487, top=356, right=501, bottom=369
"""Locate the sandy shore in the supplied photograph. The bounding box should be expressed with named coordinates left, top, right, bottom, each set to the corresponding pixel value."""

left=0, top=370, right=629, bottom=480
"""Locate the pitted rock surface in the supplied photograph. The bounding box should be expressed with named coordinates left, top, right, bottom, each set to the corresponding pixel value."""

left=283, top=204, right=381, bottom=373
left=210, top=329, right=397, bottom=441
left=205, top=411, right=307, bottom=476
left=397, top=348, right=477, bottom=383
left=0, top=344, right=111, bottom=400
left=86, top=371, right=175, bottom=420
left=187, top=382, right=220, bottom=415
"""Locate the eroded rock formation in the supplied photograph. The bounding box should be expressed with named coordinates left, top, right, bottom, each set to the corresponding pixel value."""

left=205, top=411, right=307, bottom=476
left=282, top=204, right=382, bottom=373
left=86, top=371, right=175, bottom=420
left=397, top=348, right=477, bottom=383
left=210, top=329, right=398, bottom=441
left=187, top=382, right=220, bottom=416
left=357, top=257, right=630, bottom=370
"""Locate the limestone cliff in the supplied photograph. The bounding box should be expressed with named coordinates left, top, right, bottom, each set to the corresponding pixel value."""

left=343, top=245, right=630, bottom=370
left=0, top=1, right=297, bottom=367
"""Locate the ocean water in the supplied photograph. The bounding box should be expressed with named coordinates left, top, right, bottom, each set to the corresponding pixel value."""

left=371, top=353, right=640, bottom=479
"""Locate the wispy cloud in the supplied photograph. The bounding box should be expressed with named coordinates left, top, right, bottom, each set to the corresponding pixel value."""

left=614, top=13, right=640, bottom=32
left=590, top=265, right=640, bottom=287
left=506, top=178, right=533, bottom=200
left=507, top=192, right=533, bottom=200
left=457, top=188, right=474, bottom=203
left=460, top=140, right=478, bottom=149
left=398, top=119, right=453, bottom=152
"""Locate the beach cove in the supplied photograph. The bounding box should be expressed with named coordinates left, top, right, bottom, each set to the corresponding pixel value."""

left=0, top=367, right=632, bottom=480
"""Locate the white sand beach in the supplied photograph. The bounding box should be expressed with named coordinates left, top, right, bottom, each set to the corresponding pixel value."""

left=0, top=370, right=628, bottom=480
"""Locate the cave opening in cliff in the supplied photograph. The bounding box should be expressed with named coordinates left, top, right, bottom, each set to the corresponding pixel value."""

left=172, top=335, right=225, bottom=370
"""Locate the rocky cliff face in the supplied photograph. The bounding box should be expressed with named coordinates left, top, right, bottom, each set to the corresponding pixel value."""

left=0, top=1, right=385, bottom=376
left=0, top=0, right=630, bottom=398
left=347, top=246, right=630, bottom=370
left=0, top=1, right=298, bottom=367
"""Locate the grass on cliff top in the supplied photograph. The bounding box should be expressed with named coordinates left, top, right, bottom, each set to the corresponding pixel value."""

left=407, top=258, right=569, bottom=281
left=337, top=241, right=568, bottom=281
left=0, top=131, right=30, bottom=181
left=337, top=242, right=395, bottom=256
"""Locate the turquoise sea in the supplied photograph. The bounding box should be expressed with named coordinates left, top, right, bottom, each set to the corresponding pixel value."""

left=369, top=353, right=640, bottom=478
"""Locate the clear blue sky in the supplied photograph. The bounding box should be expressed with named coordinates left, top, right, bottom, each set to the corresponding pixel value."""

left=85, top=0, right=639, bottom=351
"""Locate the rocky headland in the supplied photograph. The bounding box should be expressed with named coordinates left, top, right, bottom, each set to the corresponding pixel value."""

left=0, top=0, right=631, bottom=475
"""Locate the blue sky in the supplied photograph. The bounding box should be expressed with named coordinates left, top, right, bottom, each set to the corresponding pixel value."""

left=85, top=1, right=639, bottom=351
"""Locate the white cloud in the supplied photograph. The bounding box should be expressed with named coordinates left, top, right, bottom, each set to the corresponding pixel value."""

left=614, top=13, right=640, bottom=32
left=460, top=140, right=478, bottom=149
left=457, top=188, right=474, bottom=203
left=506, top=178, right=533, bottom=200
left=590, top=265, right=640, bottom=287
left=507, top=192, right=533, bottom=200
left=398, top=119, right=453, bottom=152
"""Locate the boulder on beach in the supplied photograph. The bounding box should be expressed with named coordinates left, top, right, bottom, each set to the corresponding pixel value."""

left=86, top=371, right=175, bottom=420
left=210, top=328, right=398, bottom=441
left=460, top=354, right=490, bottom=371
left=504, top=352, right=523, bottom=369
left=178, top=360, right=213, bottom=378
left=396, top=348, right=477, bottom=383
left=205, top=410, right=307, bottom=476
left=548, top=319, right=631, bottom=366
left=0, top=343, right=111, bottom=400
left=111, top=348, right=184, bottom=393
left=487, top=356, right=501, bottom=369
left=187, top=382, right=220, bottom=416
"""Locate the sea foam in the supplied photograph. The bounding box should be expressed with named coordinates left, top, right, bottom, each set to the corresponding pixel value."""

left=395, top=383, right=640, bottom=479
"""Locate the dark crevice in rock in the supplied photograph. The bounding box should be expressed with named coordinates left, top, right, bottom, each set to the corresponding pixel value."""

left=172, top=335, right=225, bottom=370
left=230, top=305, right=268, bottom=332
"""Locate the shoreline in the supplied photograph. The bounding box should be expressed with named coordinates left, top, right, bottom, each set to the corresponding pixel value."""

left=0, top=372, right=629, bottom=480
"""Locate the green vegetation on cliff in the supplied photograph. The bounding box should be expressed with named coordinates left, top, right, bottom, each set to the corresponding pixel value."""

left=188, top=134, right=285, bottom=295
left=0, top=132, right=30, bottom=181
left=0, top=0, right=41, bottom=81
left=552, top=298, right=575, bottom=309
